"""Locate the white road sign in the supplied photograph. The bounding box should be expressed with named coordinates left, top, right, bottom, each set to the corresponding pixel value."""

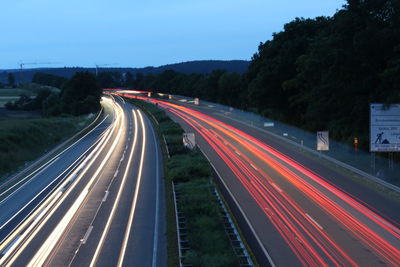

left=317, top=131, right=329, bottom=151
left=370, top=103, right=400, bottom=152
left=183, top=133, right=196, bottom=150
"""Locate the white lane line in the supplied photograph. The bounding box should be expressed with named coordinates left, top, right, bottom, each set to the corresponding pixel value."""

left=0, top=114, right=109, bottom=219
left=198, top=146, right=277, bottom=267
left=0, top=155, right=85, bottom=231
left=114, top=170, right=119, bottom=178
left=102, top=191, right=109, bottom=202
left=250, top=164, right=258, bottom=171
left=235, top=150, right=241, bottom=156
left=117, top=110, right=147, bottom=267
left=1, top=235, right=21, bottom=255
left=1, top=101, right=116, bottom=263
left=305, top=213, right=323, bottom=230
left=0, top=113, right=109, bottom=200
left=0, top=157, right=60, bottom=201
left=82, top=226, right=94, bottom=244
left=26, top=102, right=125, bottom=267
left=151, top=117, right=160, bottom=267
left=90, top=108, right=139, bottom=267
left=272, top=183, right=283, bottom=193
left=0, top=157, right=60, bottom=204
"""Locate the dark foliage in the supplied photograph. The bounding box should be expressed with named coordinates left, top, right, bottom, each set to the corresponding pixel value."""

left=32, top=72, right=68, bottom=88
left=61, top=72, right=102, bottom=115
left=0, top=60, right=249, bottom=84
left=245, top=0, right=400, bottom=146
left=131, top=0, right=400, bottom=149
left=7, top=72, right=102, bottom=117
left=7, top=73, right=15, bottom=86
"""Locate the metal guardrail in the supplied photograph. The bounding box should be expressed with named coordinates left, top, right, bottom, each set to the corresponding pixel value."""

left=172, top=182, right=192, bottom=267
left=0, top=106, right=104, bottom=192
left=213, top=188, right=254, bottom=267
left=169, top=95, right=400, bottom=193
left=223, top=114, right=400, bottom=194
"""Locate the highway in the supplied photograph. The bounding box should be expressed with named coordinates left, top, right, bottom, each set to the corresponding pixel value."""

left=0, top=96, right=165, bottom=266
left=126, top=94, right=400, bottom=267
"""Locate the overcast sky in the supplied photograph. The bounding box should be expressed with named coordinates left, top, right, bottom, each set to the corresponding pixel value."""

left=1, top=0, right=346, bottom=69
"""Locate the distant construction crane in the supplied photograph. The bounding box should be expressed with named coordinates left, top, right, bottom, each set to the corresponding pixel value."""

left=95, top=63, right=118, bottom=76
left=18, top=61, right=59, bottom=84
left=19, top=61, right=59, bottom=71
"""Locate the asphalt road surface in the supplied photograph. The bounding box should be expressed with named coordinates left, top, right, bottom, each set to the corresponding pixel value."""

left=127, top=94, right=400, bottom=267
left=0, top=96, right=166, bottom=267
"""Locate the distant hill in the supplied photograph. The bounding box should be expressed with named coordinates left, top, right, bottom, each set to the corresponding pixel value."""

left=0, top=60, right=250, bottom=83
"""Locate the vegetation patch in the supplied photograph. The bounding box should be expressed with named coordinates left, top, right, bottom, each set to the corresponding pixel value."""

left=127, top=98, right=239, bottom=267
left=0, top=115, right=93, bottom=181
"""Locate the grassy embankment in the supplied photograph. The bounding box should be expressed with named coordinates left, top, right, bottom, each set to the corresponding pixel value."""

left=128, top=98, right=239, bottom=267
left=0, top=115, right=94, bottom=182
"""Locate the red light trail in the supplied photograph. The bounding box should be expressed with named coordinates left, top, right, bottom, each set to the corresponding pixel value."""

left=120, top=94, right=400, bottom=266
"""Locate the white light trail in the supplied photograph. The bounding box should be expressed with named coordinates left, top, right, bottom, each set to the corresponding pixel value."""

left=0, top=100, right=122, bottom=266
left=27, top=102, right=125, bottom=267
left=117, top=110, right=146, bottom=267
left=90, top=108, right=139, bottom=267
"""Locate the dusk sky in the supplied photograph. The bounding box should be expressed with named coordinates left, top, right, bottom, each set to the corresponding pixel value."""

left=1, top=0, right=345, bottom=69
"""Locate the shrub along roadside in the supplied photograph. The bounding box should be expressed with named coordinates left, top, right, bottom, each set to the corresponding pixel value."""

left=127, top=98, right=239, bottom=267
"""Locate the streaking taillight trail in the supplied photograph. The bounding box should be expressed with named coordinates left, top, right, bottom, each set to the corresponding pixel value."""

left=121, top=94, right=400, bottom=266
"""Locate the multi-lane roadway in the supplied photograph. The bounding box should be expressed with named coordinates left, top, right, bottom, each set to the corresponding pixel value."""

left=0, top=96, right=165, bottom=266
left=125, top=94, right=400, bottom=267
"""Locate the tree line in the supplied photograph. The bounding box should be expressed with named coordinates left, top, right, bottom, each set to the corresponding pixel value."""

left=7, top=72, right=102, bottom=116
left=17, top=0, right=399, bottom=149
left=113, top=0, right=399, bottom=149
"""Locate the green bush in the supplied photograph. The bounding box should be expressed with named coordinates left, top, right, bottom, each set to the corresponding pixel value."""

left=178, top=179, right=237, bottom=267
left=159, top=120, right=184, bottom=135
left=167, top=152, right=211, bottom=182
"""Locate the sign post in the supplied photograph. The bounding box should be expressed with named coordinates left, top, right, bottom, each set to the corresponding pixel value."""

left=370, top=103, right=400, bottom=152
left=370, top=103, right=400, bottom=174
left=317, top=131, right=329, bottom=151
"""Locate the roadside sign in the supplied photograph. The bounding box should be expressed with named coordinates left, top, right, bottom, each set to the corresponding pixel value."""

left=194, top=98, right=199, bottom=105
left=317, top=131, right=329, bottom=151
left=264, top=122, right=274, bottom=127
left=147, top=92, right=151, bottom=97
left=183, top=133, right=196, bottom=150
left=370, top=103, right=400, bottom=152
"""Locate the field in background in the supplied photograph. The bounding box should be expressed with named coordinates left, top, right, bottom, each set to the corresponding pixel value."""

left=0, top=84, right=60, bottom=108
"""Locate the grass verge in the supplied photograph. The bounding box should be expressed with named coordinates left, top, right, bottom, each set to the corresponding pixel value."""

left=127, top=98, right=240, bottom=267
left=0, top=114, right=95, bottom=181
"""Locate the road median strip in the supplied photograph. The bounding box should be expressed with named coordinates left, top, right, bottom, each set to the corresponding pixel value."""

left=126, top=98, right=256, bottom=267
